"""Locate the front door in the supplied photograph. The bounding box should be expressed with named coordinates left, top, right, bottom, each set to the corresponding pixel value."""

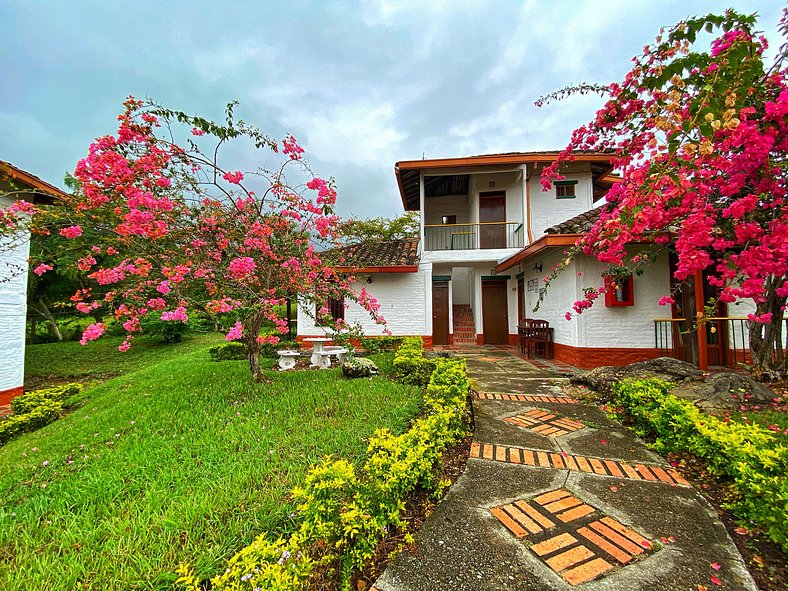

left=517, top=276, right=525, bottom=323
left=482, top=280, right=509, bottom=344
left=479, top=191, right=506, bottom=249
left=432, top=282, right=449, bottom=346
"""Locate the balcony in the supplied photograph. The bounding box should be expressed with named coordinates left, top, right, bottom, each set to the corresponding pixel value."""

left=424, top=222, right=524, bottom=251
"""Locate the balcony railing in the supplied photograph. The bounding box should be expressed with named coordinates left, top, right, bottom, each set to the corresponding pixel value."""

left=654, top=316, right=788, bottom=368
left=424, top=222, right=524, bottom=251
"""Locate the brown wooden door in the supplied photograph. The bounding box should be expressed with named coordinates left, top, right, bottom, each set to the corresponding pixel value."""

left=517, top=277, right=525, bottom=323
left=482, top=280, right=509, bottom=344
left=479, top=191, right=506, bottom=249
left=432, top=282, right=449, bottom=346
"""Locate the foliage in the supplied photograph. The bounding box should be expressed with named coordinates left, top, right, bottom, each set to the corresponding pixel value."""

left=208, top=341, right=247, bottom=361
left=392, top=337, right=437, bottom=386
left=260, top=340, right=301, bottom=357
left=337, top=212, right=419, bottom=244
left=0, top=383, right=82, bottom=446
left=610, top=378, right=788, bottom=552
left=182, top=336, right=470, bottom=590
left=360, top=336, right=403, bottom=355
left=9, top=383, right=82, bottom=415
left=2, top=343, right=419, bottom=591
left=140, top=313, right=196, bottom=343
left=340, top=357, right=379, bottom=378
left=539, top=9, right=788, bottom=377
left=0, top=98, right=386, bottom=382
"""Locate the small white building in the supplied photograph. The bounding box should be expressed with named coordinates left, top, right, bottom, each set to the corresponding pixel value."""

left=298, top=152, right=754, bottom=369
left=0, top=161, right=67, bottom=407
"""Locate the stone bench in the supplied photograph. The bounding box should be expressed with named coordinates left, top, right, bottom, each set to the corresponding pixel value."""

left=324, top=346, right=348, bottom=363
left=276, top=350, right=300, bottom=371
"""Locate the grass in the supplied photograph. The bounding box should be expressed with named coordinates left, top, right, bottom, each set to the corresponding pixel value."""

left=1, top=338, right=422, bottom=590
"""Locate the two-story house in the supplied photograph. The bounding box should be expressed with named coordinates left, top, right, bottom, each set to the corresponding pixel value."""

left=297, top=151, right=755, bottom=368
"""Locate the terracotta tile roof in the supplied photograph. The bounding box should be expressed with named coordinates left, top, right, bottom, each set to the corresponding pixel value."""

left=330, top=237, right=420, bottom=270
left=0, top=160, right=69, bottom=203
left=545, top=206, right=604, bottom=235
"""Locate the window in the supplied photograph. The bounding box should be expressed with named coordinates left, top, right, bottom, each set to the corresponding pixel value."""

left=605, top=275, right=634, bottom=307
left=555, top=180, right=577, bottom=199
left=317, top=296, right=345, bottom=323
left=442, top=215, right=456, bottom=225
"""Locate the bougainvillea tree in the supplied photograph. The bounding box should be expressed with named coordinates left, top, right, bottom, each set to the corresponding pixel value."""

left=0, top=98, right=385, bottom=381
left=539, top=9, right=788, bottom=378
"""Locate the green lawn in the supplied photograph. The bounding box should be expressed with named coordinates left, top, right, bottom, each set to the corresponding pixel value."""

left=1, top=338, right=421, bottom=590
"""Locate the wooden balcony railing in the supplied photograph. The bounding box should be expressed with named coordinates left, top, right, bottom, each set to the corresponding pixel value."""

left=653, top=316, right=788, bottom=368
left=424, top=222, right=524, bottom=251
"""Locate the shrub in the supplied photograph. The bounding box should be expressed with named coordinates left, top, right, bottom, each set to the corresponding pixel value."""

left=341, top=357, right=379, bottom=378
left=141, top=315, right=195, bottom=343
left=10, top=383, right=82, bottom=415
left=0, top=400, right=63, bottom=445
left=611, top=378, right=788, bottom=553
left=208, top=342, right=247, bottom=361
left=392, top=337, right=436, bottom=386
left=259, top=340, right=301, bottom=358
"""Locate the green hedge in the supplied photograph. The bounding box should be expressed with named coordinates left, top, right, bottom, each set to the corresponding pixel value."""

left=392, top=337, right=436, bottom=386
left=177, top=335, right=471, bottom=591
left=1, top=383, right=82, bottom=445
left=209, top=341, right=302, bottom=362
left=611, top=378, right=788, bottom=553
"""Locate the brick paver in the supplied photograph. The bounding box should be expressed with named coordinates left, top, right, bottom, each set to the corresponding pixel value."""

left=503, top=408, right=586, bottom=438
left=474, top=392, right=579, bottom=403
left=470, top=442, right=689, bottom=487
left=490, top=488, right=656, bottom=586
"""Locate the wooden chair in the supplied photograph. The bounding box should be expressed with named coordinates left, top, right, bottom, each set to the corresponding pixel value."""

left=518, top=319, right=553, bottom=359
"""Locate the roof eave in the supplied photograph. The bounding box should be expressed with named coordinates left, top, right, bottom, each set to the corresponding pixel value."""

left=495, top=234, right=582, bottom=273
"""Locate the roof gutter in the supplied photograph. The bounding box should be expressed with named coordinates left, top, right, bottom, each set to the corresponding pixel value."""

left=336, top=265, right=420, bottom=274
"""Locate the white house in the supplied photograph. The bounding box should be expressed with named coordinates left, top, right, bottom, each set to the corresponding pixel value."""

left=298, top=152, right=754, bottom=369
left=0, top=161, right=67, bottom=407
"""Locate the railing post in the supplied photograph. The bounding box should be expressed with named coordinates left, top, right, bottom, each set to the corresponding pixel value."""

left=694, top=270, right=708, bottom=370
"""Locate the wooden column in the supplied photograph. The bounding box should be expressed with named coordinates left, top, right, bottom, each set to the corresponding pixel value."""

left=694, top=270, right=708, bottom=370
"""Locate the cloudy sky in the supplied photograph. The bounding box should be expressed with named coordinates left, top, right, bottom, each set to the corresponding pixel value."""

left=1, top=0, right=782, bottom=219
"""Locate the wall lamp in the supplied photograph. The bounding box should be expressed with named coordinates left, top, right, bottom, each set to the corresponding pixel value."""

left=366, top=276, right=373, bottom=284
left=532, top=263, right=542, bottom=273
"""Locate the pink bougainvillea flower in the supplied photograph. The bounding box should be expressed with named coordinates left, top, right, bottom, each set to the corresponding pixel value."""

left=161, top=306, right=188, bottom=322
left=226, top=321, right=244, bottom=341
left=33, top=263, right=53, bottom=276
left=710, top=574, right=722, bottom=586
left=658, top=296, right=676, bottom=306
left=80, top=323, right=105, bottom=346
left=710, top=562, right=722, bottom=571
left=222, top=170, right=244, bottom=184
left=228, top=257, right=256, bottom=278
left=118, top=340, right=131, bottom=352
left=59, top=225, right=83, bottom=238
left=191, top=127, right=206, bottom=136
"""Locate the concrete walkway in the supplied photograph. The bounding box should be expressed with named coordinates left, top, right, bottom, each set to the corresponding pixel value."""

left=373, top=348, right=757, bottom=591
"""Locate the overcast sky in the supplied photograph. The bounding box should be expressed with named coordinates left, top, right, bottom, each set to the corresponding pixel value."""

left=1, top=1, right=782, bottom=219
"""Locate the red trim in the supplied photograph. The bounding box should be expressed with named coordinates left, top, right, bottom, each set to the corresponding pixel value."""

left=508, top=334, right=518, bottom=346
left=396, top=152, right=613, bottom=171
left=0, top=161, right=69, bottom=201
left=421, top=336, right=433, bottom=349
left=552, top=343, right=662, bottom=369
left=476, top=334, right=484, bottom=345
left=604, top=275, right=634, bottom=307
left=0, top=385, right=23, bottom=407
left=335, top=265, right=419, bottom=273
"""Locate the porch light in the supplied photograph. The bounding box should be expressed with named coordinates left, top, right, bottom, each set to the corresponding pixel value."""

left=532, top=263, right=542, bottom=273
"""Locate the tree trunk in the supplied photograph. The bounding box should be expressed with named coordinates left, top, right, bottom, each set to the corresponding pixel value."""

left=748, top=276, right=787, bottom=381
left=33, top=297, right=63, bottom=341
left=246, top=313, right=266, bottom=382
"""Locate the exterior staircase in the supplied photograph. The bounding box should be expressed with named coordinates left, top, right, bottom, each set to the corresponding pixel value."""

left=452, top=304, right=477, bottom=345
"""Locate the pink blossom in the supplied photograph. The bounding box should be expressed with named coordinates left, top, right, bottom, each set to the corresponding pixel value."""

left=118, top=340, right=131, bottom=352
left=59, top=225, right=83, bottom=239
left=226, top=321, right=244, bottom=341
left=658, top=296, right=676, bottom=306
left=156, top=281, right=171, bottom=294
left=747, top=312, right=772, bottom=324
left=161, top=306, right=188, bottom=322
left=222, top=171, right=244, bottom=184
left=191, top=127, right=206, bottom=136
left=228, top=257, right=256, bottom=278
left=33, top=263, right=53, bottom=276
left=80, top=323, right=106, bottom=346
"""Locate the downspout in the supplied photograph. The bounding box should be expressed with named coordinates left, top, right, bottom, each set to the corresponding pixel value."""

left=525, top=163, right=534, bottom=244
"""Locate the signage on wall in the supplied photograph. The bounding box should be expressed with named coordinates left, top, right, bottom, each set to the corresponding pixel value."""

left=527, top=278, right=538, bottom=292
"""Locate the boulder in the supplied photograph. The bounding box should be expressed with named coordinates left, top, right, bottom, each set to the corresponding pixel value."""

left=341, top=357, right=380, bottom=378
left=571, top=356, right=775, bottom=410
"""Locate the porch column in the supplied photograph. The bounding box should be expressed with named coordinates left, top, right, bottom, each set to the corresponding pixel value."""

left=694, top=270, right=708, bottom=370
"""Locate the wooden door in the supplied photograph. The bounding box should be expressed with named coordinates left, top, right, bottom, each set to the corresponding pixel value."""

left=482, top=280, right=509, bottom=344
left=517, top=277, right=525, bottom=323
left=703, top=272, right=728, bottom=366
left=479, top=191, right=506, bottom=249
left=432, top=282, right=449, bottom=346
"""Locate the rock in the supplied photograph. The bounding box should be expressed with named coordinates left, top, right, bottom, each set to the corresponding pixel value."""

left=571, top=356, right=775, bottom=410
left=672, top=372, right=776, bottom=410
left=341, top=357, right=380, bottom=378
left=570, top=357, right=703, bottom=392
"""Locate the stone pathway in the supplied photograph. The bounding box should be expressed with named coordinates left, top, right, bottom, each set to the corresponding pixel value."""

left=373, top=348, right=757, bottom=591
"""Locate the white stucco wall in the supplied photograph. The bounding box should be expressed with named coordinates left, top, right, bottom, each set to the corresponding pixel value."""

left=297, top=267, right=428, bottom=337
left=0, top=195, right=29, bottom=393
left=529, top=163, right=594, bottom=240
left=520, top=249, right=673, bottom=350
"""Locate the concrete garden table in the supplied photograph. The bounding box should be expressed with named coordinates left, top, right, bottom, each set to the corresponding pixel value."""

left=304, top=337, right=333, bottom=367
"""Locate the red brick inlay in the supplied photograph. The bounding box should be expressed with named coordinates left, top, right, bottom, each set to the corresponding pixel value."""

left=503, top=408, right=586, bottom=438
left=490, top=488, right=656, bottom=586
left=474, top=392, right=579, bottom=403
left=469, top=442, right=691, bottom=487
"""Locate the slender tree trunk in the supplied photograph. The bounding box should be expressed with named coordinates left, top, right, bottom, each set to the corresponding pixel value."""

left=748, top=276, right=787, bottom=381
left=29, top=317, right=37, bottom=345
left=33, top=297, right=63, bottom=341
left=246, top=313, right=266, bottom=382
